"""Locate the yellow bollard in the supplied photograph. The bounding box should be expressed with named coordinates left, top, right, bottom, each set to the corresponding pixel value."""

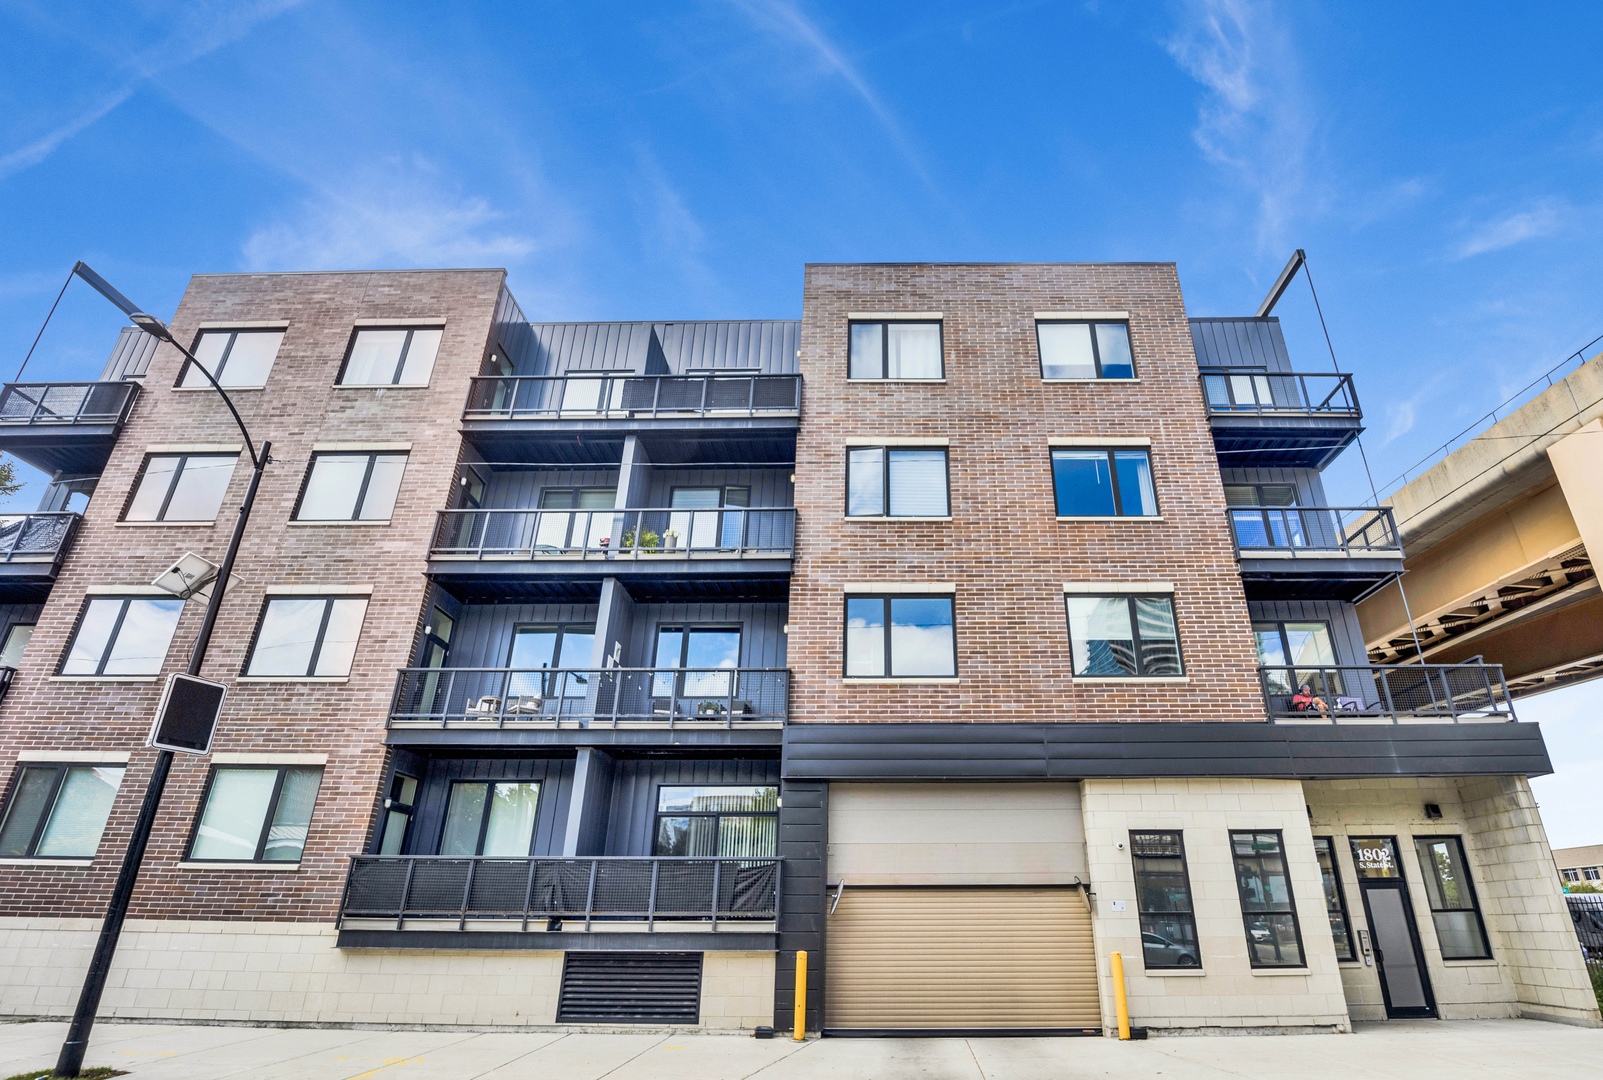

left=1110, top=951, right=1131, bottom=1040
left=793, top=949, right=808, bottom=1040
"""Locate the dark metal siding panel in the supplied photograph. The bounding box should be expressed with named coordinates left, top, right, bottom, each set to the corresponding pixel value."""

left=774, top=778, right=826, bottom=1034
left=658, top=321, right=801, bottom=375
left=603, top=756, right=782, bottom=856
left=1246, top=599, right=1370, bottom=668
left=448, top=603, right=600, bottom=667
left=1189, top=318, right=1292, bottom=372
left=492, top=286, right=538, bottom=376
left=99, top=326, right=160, bottom=381
left=623, top=601, right=788, bottom=668
left=1219, top=466, right=1329, bottom=507
left=643, top=468, right=793, bottom=508
left=408, top=756, right=575, bottom=856
left=781, top=722, right=1552, bottom=781
left=477, top=468, right=621, bottom=511
left=0, top=602, right=42, bottom=645
left=557, top=952, right=703, bottom=1023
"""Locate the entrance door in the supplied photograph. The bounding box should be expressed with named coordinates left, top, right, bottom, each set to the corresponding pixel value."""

left=1351, top=837, right=1436, bottom=1019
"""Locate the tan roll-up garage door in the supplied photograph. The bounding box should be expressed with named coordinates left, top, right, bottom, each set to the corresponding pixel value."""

left=825, top=886, right=1100, bottom=1033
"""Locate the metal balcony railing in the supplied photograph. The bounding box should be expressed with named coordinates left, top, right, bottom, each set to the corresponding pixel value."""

left=1228, top=505, right=1400, bottom=558
left=390, top=666, right=790, bottom=728
left=0, top=381, right=139, bottom=428
left=1199, top=368, right=1360, bottom=418
left=464, top=373, right=801, bottom=420
left=0, top=666, right=14, bottom=706
left=1259, top=662, right=1516, bottom=723
left=431, top=507, right=795, bottom=560
left=340, top=855, right=780, bottom=931
left=0, top=512, right=80, bottom=563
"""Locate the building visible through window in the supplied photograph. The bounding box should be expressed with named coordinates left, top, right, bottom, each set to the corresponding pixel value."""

left=1065, top=594, right=1182, bottom=677
left=1314, top=836, right=1357, bottom=961
left=1231, top=830, right=1305, bottom=967
left=654, top=785, right=777, bottom=857
left=1415, top=836, right=1492, bottom=959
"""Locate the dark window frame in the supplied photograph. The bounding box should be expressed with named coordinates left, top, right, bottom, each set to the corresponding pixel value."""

left=1050, top=447, right=1158, bottom=517
left=842, top=593, right=959, bottom=679
left=0, top=762, right=125, bottom=859
left=292, top=450, right=409, bottom=522
left=1222, top=482, right=1299, bottom=508
left=176, top=327, right=284, bottom=390
left=242, top=594, right=368, bottom=678
left=1413, top=834, right=1494, bottom=961
left=122, top=452, right=239, bottom=523
left=336, top=325, right=444, bottom=387
left=1035, top=319, right=1136, bottom=380
left=1130, top=829, right=1201, bottom=970
left=1313, top=835, right=1358, bottom=962
left=375, top=771, right=419, bottom=855
left=651, top=783, right=779, bottom=857
left=846, top=320, right=945, bottom=380
left=1230, top=829, right=1308, bottom=969
left=437, top=778, right=543, bottom=857
left=57, top=594, right=184, bottom=677
left=845, top=446, right=952, bottom=518
left=1063, top=593, right=1185, bottom=678
left=184, top=764, right=324, bottom=863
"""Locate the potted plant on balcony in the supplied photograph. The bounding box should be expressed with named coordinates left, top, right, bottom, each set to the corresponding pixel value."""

left=662, top=528, right=681, bottom=551
left=621, top=527, right=662, bottom=552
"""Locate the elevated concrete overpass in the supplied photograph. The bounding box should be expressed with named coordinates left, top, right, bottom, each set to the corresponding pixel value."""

left=1358, top=352, right=1603, bottom=696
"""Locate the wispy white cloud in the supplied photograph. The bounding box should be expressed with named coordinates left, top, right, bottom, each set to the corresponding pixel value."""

left=1164, top=0, right=1312, bottom=251
left=0, top=86, right=135, bottom=180
left=1454, top=200, right=1568, bottom=259
left=629, top=145, right=728, bottom=306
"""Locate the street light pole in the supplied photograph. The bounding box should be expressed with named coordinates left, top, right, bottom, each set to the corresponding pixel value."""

left=51, top=267, right=270, bottom=1078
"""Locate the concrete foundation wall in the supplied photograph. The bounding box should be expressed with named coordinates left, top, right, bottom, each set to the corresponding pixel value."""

left=0, top=918, right=774, bottom=1030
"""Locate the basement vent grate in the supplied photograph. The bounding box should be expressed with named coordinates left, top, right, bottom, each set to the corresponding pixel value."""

left=556, top=951, right=703, bottom=1024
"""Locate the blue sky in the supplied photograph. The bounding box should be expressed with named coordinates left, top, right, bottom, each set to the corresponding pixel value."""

left=0, top=0, right=1599, bottom=845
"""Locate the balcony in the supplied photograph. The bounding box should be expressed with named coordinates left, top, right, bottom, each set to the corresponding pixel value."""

left=0, top=381, right=139, bottom=473
left=1199, top=368, right=1362, bottom=468
left=1229, top=505, right=1403, bottom=600
left=0, top=512, right=82, bottom=600
left=1258, top=662, right=1516, bottom=723
left=337, top=856, right=779, bottom=948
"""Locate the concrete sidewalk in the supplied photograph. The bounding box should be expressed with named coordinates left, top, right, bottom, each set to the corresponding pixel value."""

left=2, top=1018, right=1600, bottom=1080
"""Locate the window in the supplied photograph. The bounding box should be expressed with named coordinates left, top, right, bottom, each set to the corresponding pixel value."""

left=1051, top=448, right=1156, bottom=517
left=440, top=780, right=539, bottom=857
left=1314, top=836, right=1357, bottom=961
left=844, top=594, right=956, bottom=678
left=654, top=785, right=777, bottom=857
left=295, top=452, right=408, bottom=521
left=847, top=447, right=949, bottom=517
left=508, top=622, right=594, bottom=698
left=188, top=766, right=323, bottom=862
left=1037, top=321, right=1134, bottom=380
left=535, top=487, right=617, bottom=551
left=1064, top=594, right=1181, bottom=677
left=124, top=454, right=238, bottom=523
left=0, top=623, right=34, bottom=668
left=1587, top=867, right=1602, bottom=882
left=669, top=486, right=749, bottom=549
left=1562, top=868, right=1581, bottom=882
left=245, top=596, right=369, bottom=677
left=654, top=625, right=741, bottom=701
left=0, top=764, right=124, bottom=858
left=180, top=329, right=284, bottom=389
left=1253, top=621, right=1340, bottom=697
left=377, top=773, right=417, bottom=855
left=61, top=596, right=184, bottom=676
left=1414, top=836, right=1492, bottom=959
left=1231, top=830, right=1305, bottom=967
left=1224, top=483, right=1307, bottom=548
left=848, top=321, right=942, bottom=380
left=1130, top=831, right=1199, bottom=969
left=338, top=327, right=443, bottom=386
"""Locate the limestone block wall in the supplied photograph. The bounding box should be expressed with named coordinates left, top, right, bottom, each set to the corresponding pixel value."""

left=0, top=918, right=774, bottom=1030
left=1082, top=778, right=1351, bottom=1033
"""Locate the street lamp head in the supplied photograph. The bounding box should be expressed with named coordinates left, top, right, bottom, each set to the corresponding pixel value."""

left=129, top=312, right=175, bottom=343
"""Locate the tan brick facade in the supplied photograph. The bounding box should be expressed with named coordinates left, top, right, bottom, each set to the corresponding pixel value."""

left=789, top=263, right=1264, bottom=725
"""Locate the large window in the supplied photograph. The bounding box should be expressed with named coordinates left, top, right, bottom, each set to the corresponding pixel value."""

left=848, top=321, right=943, bottom=380
left=1414, top=836, right=1492, bottom=959
left=338, top=327, right=443, bottom=387
left=61, top=596, right=184, bottom=676
left=124, top=454, right=238, bottom=522
left=654, top=785, right=777, bottom=857
left=508, top=622, right=594, bottom=698
left=1130, top=830, right=1200, bottom=969
left=245, top=595, right=369, bottom=678
left=1051, top=448, right=1156, bottom=517
left=1313, top=836, right=1357, bottom=961
left=1231, top=830, right=1305, bottom=967
left=180, top=329, right=284, bottom=389
left=187, top=766, right=323, bottom=862
left=847, top=447, right=949, bottom=517
left=1037, top=320, right=1134, bottom=380
left=1253, top=621, right=1340, bottom=697
left=295, top=452, right=407, bottom=521
left=440, top=780, right=540, bottom=857
left=0, top=764, right=124, bottom=858
left=1064, top=593, right=1181, bottom=677
left=844, top=594, right=957, bottom=678
left=653, top=626, right=740, bottom=701
left=0, top=622, right=33, bottom=668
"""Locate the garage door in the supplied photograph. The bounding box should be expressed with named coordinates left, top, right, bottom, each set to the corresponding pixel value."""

left=825, top=886, right=1100, bottom=1034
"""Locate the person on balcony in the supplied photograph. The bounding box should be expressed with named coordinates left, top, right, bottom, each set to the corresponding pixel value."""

left=1292, top=683, right=1330, bottom=717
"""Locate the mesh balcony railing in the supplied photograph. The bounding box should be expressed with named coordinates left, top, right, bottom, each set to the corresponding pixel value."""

left=431, top=507, right=795, bottom=560
left=1259, top=662, right=1516, bottom=723
left=1227, top=505, right=1400, bottom=557
left=1199, top=368, right=1360, bottom=418
left=0, top=512, right=80, bottom=563
left=464, top=373, right=801, bottom=420
left=389, top=666, right=790, bottom=728
left=0, top=381, right=139, bottom=427
left=340, top=856, right=780, bottom=931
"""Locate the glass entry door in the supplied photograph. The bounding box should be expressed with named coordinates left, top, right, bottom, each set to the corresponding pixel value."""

left=1351, top=837, right=1436, bottom=1019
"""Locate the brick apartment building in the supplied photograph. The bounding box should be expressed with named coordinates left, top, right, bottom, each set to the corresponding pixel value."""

left=0, top=263, right=1594, bottom=1035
